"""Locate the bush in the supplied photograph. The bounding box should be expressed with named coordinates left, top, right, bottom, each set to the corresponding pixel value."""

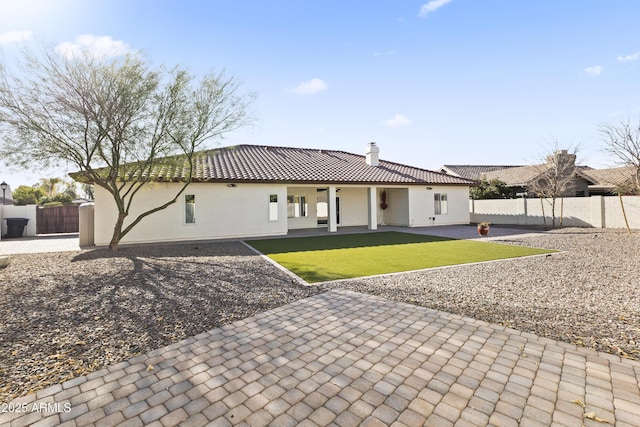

left=11, top=186, right=45, bottom=205
left=470, top=177, right=516, bottom=200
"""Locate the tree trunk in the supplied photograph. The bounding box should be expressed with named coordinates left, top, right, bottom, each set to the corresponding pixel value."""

left=540, top=197, right=547, bottom=228
left=559, top=197, right=564, bottom=227
left=109, top=212, right=127, bottom=251
left=619, top=193, right=631, bottom=234
left=551, top=197, right=556, bottom=228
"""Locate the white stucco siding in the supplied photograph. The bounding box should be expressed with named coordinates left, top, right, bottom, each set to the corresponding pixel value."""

left=94, top=183, right=288, bottom=245
left=427, top=185, right=470, bottom=225
left=382, top=188, right=410, bottom=226
left=407, top=185, right=470, bottom=226
left=337, top=187, right=369, bottom=227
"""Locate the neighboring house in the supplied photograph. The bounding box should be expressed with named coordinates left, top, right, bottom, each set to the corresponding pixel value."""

left=578, top=166, right=639, bottom=196
left=482, top=165, right=592, bottom=197
left=443, top=152, right=594, bottom=197
left=79, top=143, right=475, bottom=246
left=440, top=165, right=522, bottom=181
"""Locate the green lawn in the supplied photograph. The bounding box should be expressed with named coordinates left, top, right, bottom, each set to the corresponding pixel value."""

left=246, top=231, right=555, bottom=283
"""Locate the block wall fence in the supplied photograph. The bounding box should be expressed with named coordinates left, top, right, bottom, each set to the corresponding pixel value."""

left=470, top=195, right=640, bottom=229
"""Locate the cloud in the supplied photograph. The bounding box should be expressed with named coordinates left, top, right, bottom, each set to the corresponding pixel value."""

left=292, top=78, right=328, bottom=95
left=584, top=66, right=603, bottom=76
left=55, top=34, right=133, bottom=59
left=419, top=0, right=453, bottom=18
left=617, top=52, right=640, bottom=62
left=0, top=30, right=32, bottom=45
left=384, top=113, right=412, bottom=127
left=374, top=50, right=395, bottom=57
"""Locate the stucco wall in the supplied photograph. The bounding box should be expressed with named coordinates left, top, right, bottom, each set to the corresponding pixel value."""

left=94, top=183, right=288, bottom=245
left=604, top=196, right=640, bottom=229
left=382, top=188, right=409, bottom=226
left=0, top=205, right=38, bottom=238
left=338, top=187, right=369, bottom=227
left=93, top=182, right=473, bottom=245
left=471, top=195, right=640, bottom=229
left=409, top=186, right=470, bottom=227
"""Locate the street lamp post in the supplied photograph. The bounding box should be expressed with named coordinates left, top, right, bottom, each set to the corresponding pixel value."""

left=0, top=181, right=7, bottom=205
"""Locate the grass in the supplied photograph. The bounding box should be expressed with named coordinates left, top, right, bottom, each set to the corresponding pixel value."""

left=245, top=231, right=556, bottom=283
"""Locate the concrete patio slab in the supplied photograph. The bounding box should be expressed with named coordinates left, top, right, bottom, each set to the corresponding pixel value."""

left=0, top=234, right=81, bottom=255
left=2, top=289, right=639, bottom=426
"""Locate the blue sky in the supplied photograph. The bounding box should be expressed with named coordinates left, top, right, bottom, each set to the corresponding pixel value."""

left=1, top=0, right=640, bottom=188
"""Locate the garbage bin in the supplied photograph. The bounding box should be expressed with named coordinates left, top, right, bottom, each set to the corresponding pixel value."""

left=4, top=218, right=29, bottom=238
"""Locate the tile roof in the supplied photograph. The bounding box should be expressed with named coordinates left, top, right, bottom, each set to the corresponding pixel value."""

left=77, top=145, right=475, bottom=186
left=482, top=165, right=548, bottom=186
left=578, top=166, right=637, bottom=188
left=482, top=164, right=594, bottom=187
left=440, top=165, right=522, bottom=180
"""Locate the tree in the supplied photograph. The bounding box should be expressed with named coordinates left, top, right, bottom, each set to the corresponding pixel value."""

left=600, top=119, right=640, bottom=188
left=11, top=185, right=45, bottom=205
left=39, top=177, right=61, bottom=199
left=470, top=177, right=516, bottom=200
left=0, top=46, right=254, bottom=250
left=600, top=119, right=640, bottom=234
left=612, top=182, right=638, bottom=234
left=527, top=143, right=579, bottom=228
left=81, top=183, right=94, bottom=201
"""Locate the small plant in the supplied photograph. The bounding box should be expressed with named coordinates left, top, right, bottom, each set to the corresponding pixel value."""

left=478, top=222, right=490, bottom=227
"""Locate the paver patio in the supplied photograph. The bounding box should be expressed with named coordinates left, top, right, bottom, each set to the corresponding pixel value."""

left=2, top=289, right=639, bottom=426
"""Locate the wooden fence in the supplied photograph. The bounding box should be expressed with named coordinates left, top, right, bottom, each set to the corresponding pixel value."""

left=36, top=205, right=80, bottom=234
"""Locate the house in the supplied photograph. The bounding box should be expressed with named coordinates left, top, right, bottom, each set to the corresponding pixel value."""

left=440, top=165, right=522, bottom=181
left=443, top=151, right=593, bottom=197
left=80, top=143, right=475, bottom=246
left=578, top=166, right=639, bottom=196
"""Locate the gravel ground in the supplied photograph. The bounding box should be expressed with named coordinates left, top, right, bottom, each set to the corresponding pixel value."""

left=1, top=227, right=639, bottom=403
left=324, top=227, right=640, bottom=362
left=0, top=242, right=322, bottom=403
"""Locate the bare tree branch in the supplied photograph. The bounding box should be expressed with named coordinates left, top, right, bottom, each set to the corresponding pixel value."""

left=527, top=140, right=580, bottom=228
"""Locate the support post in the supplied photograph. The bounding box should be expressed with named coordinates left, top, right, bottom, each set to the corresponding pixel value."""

left=368, top=187, right=378, bottom=230
left=328, top=186, right=337, bottom=232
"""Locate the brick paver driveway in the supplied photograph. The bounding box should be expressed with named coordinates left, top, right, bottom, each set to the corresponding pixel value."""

left=2, top=289, right=639, bottom=426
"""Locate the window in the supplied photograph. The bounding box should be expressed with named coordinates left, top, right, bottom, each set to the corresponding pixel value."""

left=434, top=193, right=448, bottom=215
left=269, top=194, right=278, bottom=221
left=287, top=195, right=308, bottom=218
left=185, top=195, right=196, bottom=223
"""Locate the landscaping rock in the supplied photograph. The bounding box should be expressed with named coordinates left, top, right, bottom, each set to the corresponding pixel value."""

left=0, top=227, right=638, bottom=403
left=0, top=256, right=9, bottom=268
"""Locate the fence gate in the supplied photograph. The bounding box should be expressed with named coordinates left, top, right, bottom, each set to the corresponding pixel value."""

left=36, top=205, right=80, bottom=234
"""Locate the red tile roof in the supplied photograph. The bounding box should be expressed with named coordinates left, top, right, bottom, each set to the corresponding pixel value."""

left=121, top=145, right=475, bottom=185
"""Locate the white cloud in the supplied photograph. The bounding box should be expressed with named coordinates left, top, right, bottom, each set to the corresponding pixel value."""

left=384, top=113, right=412, bottom=127
left=617, top=52, right=640, bottom=62
left=419, top=0, right=453, bottom=18
left=374, top=50, right=395, bottom=57
left=55, top=34, right=133, bottom=59
left=0, top=30, right=32, bottom=45
left=292, top=78, right=328, bottom=95
left=584, top=66, right=603, bottom=76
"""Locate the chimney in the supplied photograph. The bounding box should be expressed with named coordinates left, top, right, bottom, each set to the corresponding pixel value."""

left=365, top=142, right=380, bottom=166
left=546, top=149, right=576, bottom=167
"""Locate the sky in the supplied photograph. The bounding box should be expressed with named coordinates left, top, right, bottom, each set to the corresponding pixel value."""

left=1, top=0, right=640, bottom=190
